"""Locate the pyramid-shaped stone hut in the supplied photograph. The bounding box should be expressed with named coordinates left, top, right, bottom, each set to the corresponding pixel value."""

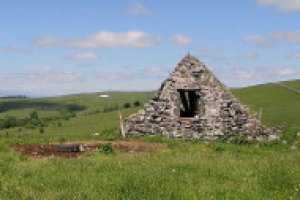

left=124, top=55, right=279, bottom=140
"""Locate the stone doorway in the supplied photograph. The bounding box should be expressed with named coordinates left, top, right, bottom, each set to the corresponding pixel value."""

left=178, top=90, right=199, bottom=118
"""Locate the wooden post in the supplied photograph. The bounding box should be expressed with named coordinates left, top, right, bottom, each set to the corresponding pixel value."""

left=258, top=108, right=263, bottom=121
left=118, top=110, right=125, bottom=138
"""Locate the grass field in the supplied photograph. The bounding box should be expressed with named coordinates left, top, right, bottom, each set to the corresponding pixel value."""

left=0, top=80, right=299, bottom=199
left=1, top=140, right=300, bottom=200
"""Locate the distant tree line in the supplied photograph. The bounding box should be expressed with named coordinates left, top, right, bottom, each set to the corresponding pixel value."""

left=123, top=101, right=140, bottom=108
left=0, top=100, right=142, bottom=131
left=0, top=95, right=28, bottom=99
left=0, top=109, right=76, bottom=131
left=103, top=100, right=141, bottom=112
left=85, top=101, right=142, bottom=116
left=99, top=100, right=141, bottom=113
left=0, top=101, right=85, bottom=114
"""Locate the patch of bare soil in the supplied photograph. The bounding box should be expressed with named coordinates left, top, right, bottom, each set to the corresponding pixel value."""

left=13, top=144, right=81, bottom=158
left=13, top=141, right=166, bottom=158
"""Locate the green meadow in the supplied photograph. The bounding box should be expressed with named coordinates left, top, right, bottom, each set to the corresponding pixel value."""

left=0, top=80, right=300, bottom=199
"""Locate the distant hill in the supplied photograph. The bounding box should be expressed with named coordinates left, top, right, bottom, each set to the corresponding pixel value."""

left=232, top=79, right=300, bottom=129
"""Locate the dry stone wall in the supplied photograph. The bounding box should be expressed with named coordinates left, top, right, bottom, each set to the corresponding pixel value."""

left=124, top=55, right=280, bottom=140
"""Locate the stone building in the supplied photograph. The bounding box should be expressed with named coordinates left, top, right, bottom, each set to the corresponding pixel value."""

left=124, top=55, right=280, bottom=140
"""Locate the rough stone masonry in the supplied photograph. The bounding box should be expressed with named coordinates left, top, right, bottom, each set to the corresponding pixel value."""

left=124, top=54, right=280, bottom=140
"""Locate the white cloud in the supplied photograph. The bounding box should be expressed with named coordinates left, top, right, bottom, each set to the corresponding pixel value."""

left=94, top=66, right=169, bottom=82
left=2, top=46, right=32, bottom=54
left=34, top=31, right=160, bottom=48
left=95, top=71, right=133, bottom=81
left=245, top=35, right=266, bottom=43
left=244, top=52, right=259, bottom=60
left=65, top=53, right=98, bottom=60
left=0, top=68, right=81, bottom=84
left=233, top=70, right=257, bottom=80
left=244, top=34, right=273, bottom=48
left=128, top=2, right=151, bottom=16
left=271, top=32, right=300, bottom=42
left=287, top=52, right=300, bottom=59
left=257, top=0, right=300, bottom=12
left=143, top=67, right=165, bottom=74
left=271, top=68, right=296, bottom=76
left=198, top=46, right=220, bottom=53
left=229, top=66, right=297, bottom=81
left=245, top=32, right=300, bottom=48
left=172, top=34, right=192, bottom=46
left=102, top=73, right=125, bottom=81
left=142, top=67, right=169, bottom=79
left=28, top=68, right=81, bottom=83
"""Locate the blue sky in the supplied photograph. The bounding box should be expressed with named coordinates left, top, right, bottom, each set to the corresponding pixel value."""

left=0, top=0, right=299, bottom=96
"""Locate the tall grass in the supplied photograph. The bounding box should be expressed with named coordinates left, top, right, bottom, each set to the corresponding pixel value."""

left=0, top=141, right=300, bottom=200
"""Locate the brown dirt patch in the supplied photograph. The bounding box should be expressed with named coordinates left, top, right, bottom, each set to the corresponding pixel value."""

left=13, top=140, right=166, bottom=158
left=13, top=144, right=82, bottom=158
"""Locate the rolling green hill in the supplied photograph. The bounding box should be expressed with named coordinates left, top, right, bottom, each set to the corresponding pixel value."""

left=232, top=79, right=300, bottom=129
left=0, top=92, right=153, bottom=119
left=0, top=92, right=154, bottom=140
left=0, top=80, right=299, bottom=139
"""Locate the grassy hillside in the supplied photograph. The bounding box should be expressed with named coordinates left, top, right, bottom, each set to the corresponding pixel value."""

left=0, top=92, right=153, bottom=119
left=0, top=92, right=153, bottom=139
left=280, top=79, right=300, bottom=90
left=232, top=80, right=300, bottom=129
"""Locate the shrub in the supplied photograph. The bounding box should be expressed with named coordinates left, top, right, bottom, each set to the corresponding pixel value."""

left=39, top=127, right=45, bottom=134
left=60, top=110, right=76, bottom=120
left=25, top=123, right=37, bottom=130
left=123, top=102, right=131, bottom=108
left=29, top=118, right=40, bottom=126
left=100, top=143, right=114, bottom=154
left=133, top=101, right=140, bottom=107
left=0, top=116, right=18, bottom=129
left=29, top=110, right=39, bottom=120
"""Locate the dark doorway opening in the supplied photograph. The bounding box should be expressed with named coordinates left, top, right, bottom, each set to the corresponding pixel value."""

left=178, top=90, right=198, bottom=118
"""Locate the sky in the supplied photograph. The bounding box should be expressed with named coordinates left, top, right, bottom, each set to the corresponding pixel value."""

left=0, top=0, right=300, bottom=96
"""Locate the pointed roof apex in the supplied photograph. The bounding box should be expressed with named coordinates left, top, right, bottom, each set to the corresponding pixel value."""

left=180, top=54, right=203, bottom=65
